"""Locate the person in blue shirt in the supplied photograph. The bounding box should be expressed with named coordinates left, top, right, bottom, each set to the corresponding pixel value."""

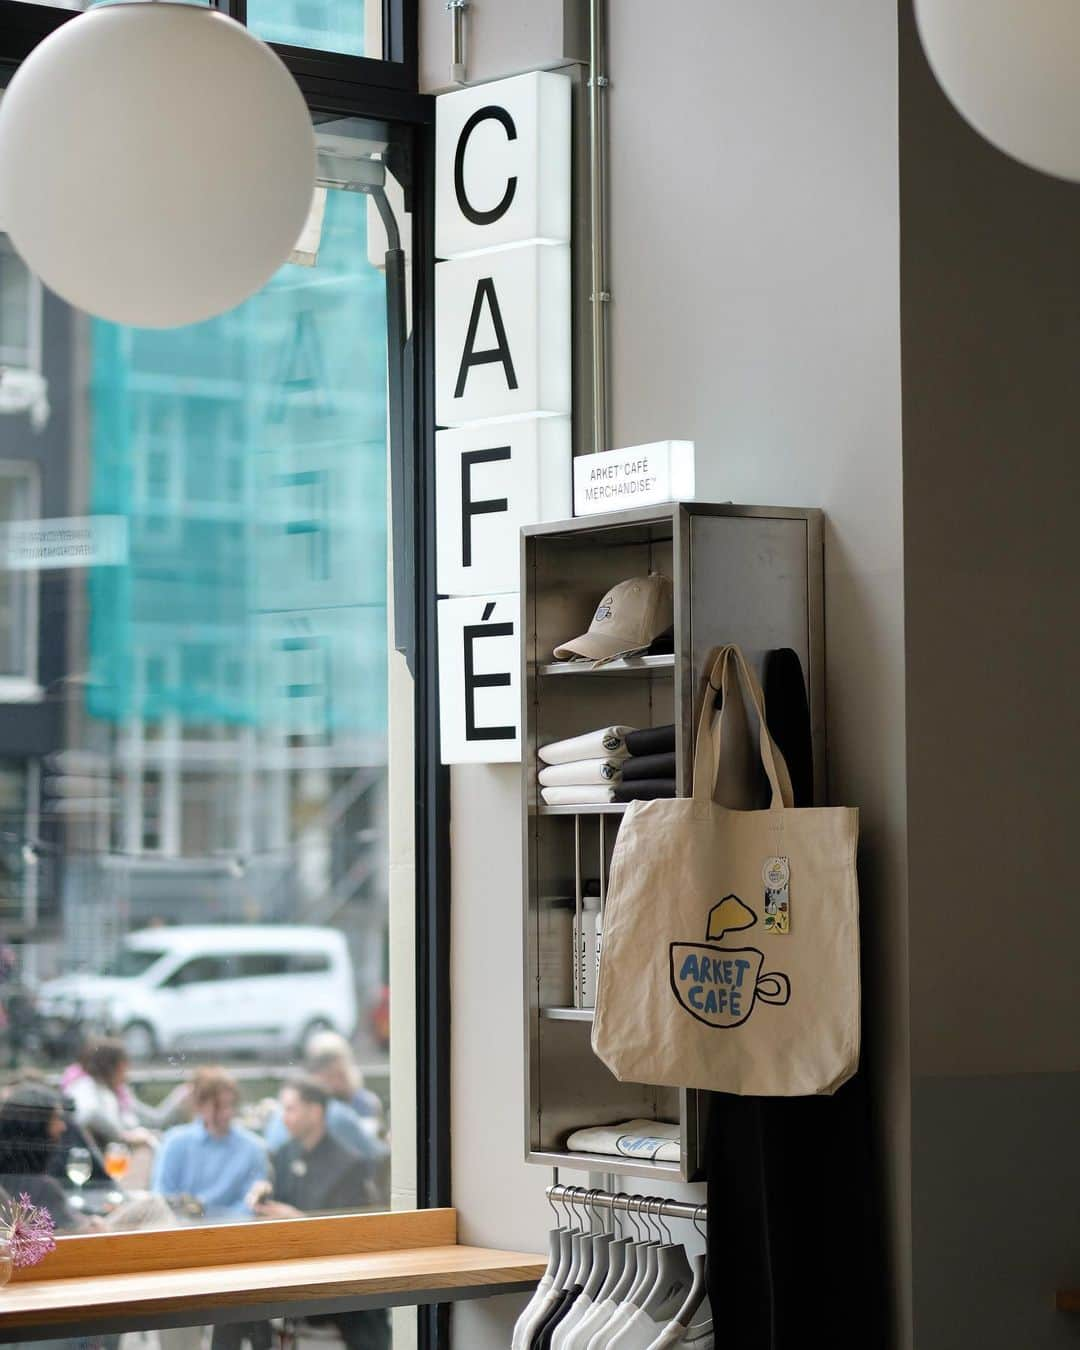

left=152, top=1066, right=268, bottom=1219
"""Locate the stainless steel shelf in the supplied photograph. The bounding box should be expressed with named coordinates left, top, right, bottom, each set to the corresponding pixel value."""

left=529, top=1148, right=683, bottom=1182
left=535, top=654, right=675, bottom=677
left=535, top=802, right=629, bottom=816
left=523, top=501, right=825, bottom=1186
left=540, top=1006, right=594, bottom=1022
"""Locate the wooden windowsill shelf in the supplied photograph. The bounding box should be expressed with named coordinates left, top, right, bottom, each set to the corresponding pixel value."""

left=0, top=1209, right=544, bottom=1338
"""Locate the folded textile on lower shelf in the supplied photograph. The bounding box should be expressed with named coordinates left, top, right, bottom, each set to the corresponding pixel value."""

left=613, top=779, right=677, bottom=802
left=538, top=757, right=624, bottom=788
left=621, top=751, right=676, bottom=782
left=565, top=1118, right=680, bottom=1164
left=541, top=785, right=615, bottom=806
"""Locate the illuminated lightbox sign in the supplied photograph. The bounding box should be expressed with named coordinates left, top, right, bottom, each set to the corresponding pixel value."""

left=573, top=441, right=696, bottom=516
left=435, top=71, right=573, bottom=765
left=435, top=243, right=571, bottom=426
left=435, top=70, right=571, bottom=258
left=437, top=595, right=521, bottom=764
left=436, top=417, right=571, bottom=597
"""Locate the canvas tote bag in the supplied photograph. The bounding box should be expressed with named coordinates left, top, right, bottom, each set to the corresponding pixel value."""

left=592, top=644, right=860, bottom=1096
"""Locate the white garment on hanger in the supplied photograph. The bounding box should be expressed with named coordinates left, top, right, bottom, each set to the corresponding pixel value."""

left=571, top=1296, right=621, bottom=1350
left=550, top=1292, right=594, bottom=1350
left=644, top=1317, right=714, bottom=1350
left=585, top=1300, right=637, bottom=1350
left=512, top=1274, right=554, bottom=1350
left=563, top=1259, right=629, bottom=1350
left=538, top=727, right=635, bottom=766
left=607, top=1307, right=665, bottom=1350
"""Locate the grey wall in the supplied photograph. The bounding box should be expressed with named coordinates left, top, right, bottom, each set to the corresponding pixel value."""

left=899, top=2, right=1080, bottom=1344
left=433, top=5, right=910, bottom=1349
left=419, top=0, right=585, bottom=95
left=605, top=3, right=909, bottom=1339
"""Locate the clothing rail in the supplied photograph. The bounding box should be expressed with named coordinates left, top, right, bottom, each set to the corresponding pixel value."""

left=547, top=1179, right=707, bottom=1227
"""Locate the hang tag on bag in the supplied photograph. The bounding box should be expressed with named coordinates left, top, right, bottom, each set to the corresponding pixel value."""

left=763, top=855, right=790, bottom=934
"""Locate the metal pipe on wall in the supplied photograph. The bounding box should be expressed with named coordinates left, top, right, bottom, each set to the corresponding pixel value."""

left=447, top=0, right=467, bottom=85
left=589, top=0, right=610, bottom=455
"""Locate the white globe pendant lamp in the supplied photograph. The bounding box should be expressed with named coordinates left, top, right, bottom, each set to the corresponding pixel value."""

left=913, top=0, right=1080, bottom=182
left=0, top=1, right=316, bottom=328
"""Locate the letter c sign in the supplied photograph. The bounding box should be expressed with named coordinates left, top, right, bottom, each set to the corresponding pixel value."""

left=436, top=72, right=571, bottom=258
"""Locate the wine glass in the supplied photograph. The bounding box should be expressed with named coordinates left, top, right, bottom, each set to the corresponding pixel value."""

left=103, top=1141, right=130, bottom=1184
left=65, top=1146, right=92, bottom=1208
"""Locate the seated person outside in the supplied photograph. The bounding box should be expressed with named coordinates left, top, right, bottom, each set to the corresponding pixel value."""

left=153, top=1067, right=268, bottom=1219
left=263, top=1036, right=387, bottom=1167
left=0, top=1083, right=96, bottom=1232
left=223, top=1077, right=387, bottom=1350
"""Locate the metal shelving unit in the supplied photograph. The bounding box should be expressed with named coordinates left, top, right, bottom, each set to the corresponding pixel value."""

left=535, top=802, right=629, bottom=816
left=521, top=502, right=825, bottom=1181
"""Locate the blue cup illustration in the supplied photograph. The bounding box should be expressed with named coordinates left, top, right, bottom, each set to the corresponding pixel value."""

left=669, top=942, right=790, bottom=1028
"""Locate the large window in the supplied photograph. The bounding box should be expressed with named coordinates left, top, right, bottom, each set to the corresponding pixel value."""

left=0, top=30, right=435, bottom=1341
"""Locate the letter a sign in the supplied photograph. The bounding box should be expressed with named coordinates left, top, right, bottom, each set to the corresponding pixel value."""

left=435, top=72, right=572, bottom=764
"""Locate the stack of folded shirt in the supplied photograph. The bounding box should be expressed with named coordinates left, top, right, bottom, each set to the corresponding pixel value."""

left=537, top=725, right=635, bottom=805
left=613, top=723, right=677, bottom=802
left=565, top=1117, right=680, bottom=1163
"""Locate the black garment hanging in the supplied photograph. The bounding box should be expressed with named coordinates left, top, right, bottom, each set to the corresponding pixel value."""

left=704, top=647, right=884, bottom=1348
left=762, top=647, right=814, bottom=809
left=705, top=1077, right=883, bottom=1350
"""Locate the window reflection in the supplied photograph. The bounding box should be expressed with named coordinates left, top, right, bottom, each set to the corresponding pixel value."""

left=0, top=182, right=396, bottom=1303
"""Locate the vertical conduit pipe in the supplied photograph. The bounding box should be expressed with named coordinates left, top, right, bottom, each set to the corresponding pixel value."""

left=448, top=0, right=467, bottom=85
left=588, top=0, right=610, bottom=454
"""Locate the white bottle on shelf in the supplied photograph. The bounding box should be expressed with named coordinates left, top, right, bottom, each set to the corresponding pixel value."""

left=540, top=897, right=575, bottom=1007
left=576, top=895, right=601, bottom=1008
left=594, top=905, right=604, bottom=996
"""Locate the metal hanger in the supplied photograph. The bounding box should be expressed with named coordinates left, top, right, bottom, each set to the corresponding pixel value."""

left=641, top=1195, right=694, bottom=1323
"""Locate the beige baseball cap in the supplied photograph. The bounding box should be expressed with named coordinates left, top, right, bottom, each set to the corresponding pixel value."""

left=553, top=574, right=674, bottom=662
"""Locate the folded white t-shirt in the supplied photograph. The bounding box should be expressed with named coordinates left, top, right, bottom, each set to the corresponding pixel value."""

left=565, top=1119, right=680, bottom=1164
left=539, top=758, right=624, bottom=787
left=539, top=727, right=636, bottom=766
left=541, top=786, right=616, bottom=806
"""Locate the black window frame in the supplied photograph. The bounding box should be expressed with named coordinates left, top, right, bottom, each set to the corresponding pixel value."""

left=0, top=4, right=447, bottom=1343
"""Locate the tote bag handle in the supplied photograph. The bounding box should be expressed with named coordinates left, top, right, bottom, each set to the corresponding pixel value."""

left=692, top=645, right=795, bottom=809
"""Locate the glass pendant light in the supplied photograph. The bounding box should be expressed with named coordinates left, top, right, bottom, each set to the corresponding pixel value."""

left=0, top=1, right=316, bottom=328
left=914, top=0, right=1080, bottom=182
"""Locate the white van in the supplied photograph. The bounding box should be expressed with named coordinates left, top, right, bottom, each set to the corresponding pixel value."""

left=36, top=925, right=358, bottom=1060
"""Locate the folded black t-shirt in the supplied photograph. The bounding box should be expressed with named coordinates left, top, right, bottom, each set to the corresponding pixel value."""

left=613, top=779, right=677, bottom=802
left=622, top=751, right=677, bottom=781
left=624, top=724, right=676, bottom=757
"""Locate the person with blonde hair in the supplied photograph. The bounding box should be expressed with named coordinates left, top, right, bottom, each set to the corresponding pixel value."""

left=263, top=1031, right=387, bottom=1167
left=304, top=1029, right=383, bottom=1121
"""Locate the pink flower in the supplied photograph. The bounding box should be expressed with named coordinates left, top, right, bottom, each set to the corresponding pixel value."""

left=2, top=1192, right=56, bottom=1269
